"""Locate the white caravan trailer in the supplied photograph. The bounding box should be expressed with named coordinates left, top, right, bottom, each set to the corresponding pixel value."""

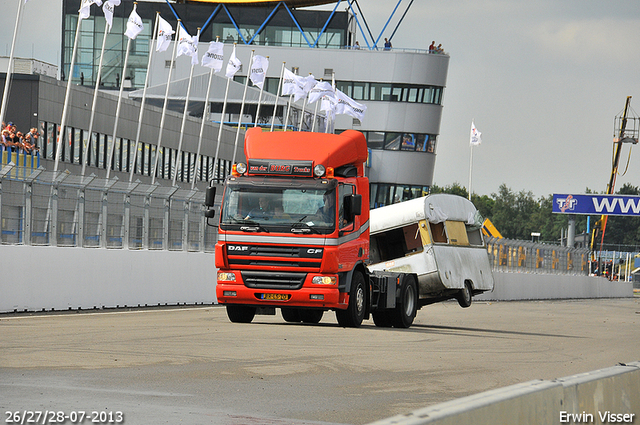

left=368, top=194, right=494, bottom=308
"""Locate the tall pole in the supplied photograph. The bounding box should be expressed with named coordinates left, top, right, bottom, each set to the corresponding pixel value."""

left=232, top=50, right=254, bottom=164
left=54, top=13, right=84, bottom=173
left=468, top=144, right=474, bottom=200
left=130, top=12, right=160, bottom=182
left=254, top=56, right=268, bottom=127
left=0, top=0, right=25, bottom=128
left=173, top=27, right=200, bottom=186
left=151, top=19, right=181, bottom=184
left=213, top=76, right=231, bottom=183
left=270, top=62, right=285, bottom=132
left=106, top=35, right=133, bottom=179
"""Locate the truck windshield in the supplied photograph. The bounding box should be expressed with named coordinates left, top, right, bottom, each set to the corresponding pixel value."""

left=220, top=185, right=337, bottom=233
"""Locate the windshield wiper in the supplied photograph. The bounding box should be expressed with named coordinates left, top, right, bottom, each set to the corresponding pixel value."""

left=234, top=218, right=270, bottom=233
left=290, top=221, right=321, bottom=234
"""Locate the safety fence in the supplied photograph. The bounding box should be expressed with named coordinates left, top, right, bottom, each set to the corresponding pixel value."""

left=0, top=162, right=217, bottom=252
left=486, top=237, right=591, bottom=276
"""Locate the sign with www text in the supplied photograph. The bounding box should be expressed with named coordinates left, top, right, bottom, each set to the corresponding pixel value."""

left=553, top=194, right=640, bottom=216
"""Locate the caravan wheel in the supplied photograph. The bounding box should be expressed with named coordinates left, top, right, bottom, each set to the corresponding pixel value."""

left=456, top=281, right=473, bottom=308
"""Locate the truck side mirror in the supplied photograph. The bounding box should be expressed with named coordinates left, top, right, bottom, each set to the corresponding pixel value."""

left=344, top=194, right=362, bottom=218
left=205, top=185, right=216, bottom=207
left=204, top=186, right=216, bottom=219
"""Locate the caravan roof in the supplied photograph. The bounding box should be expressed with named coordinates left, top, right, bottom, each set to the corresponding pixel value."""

left=370, top=194, right=478, bottom=234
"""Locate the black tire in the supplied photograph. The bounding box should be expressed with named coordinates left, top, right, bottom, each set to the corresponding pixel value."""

left=226, top=305, right=256, bottom=323
left=299, top=309, right=324, bottom=324
left=372, top=311, right=393, bottom=328
left=456, top=281, right=473, bottom=308
left=390, top=277, right=417, bottom=328
left=281, top=308, right=301, bottom=323
left=335, top=271, right=366, bottom=328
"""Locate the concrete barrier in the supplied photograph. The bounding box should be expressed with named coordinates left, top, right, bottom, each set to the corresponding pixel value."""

left=367, top=362, right=640, bottom=425
left=476, top=271, right=633, bottom=301
left=0, top=245, right=217, bottom=312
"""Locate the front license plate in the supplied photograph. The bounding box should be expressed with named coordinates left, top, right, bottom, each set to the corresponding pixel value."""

left=261, top=293, right=290, bottom=301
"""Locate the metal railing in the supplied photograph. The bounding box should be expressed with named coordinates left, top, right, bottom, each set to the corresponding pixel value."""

left=0, top=161, right=217, bottom=252
left=486, top=237, right=591, bottom=276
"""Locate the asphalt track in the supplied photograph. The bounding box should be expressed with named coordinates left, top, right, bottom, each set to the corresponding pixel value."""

left=1, top=298, right=639, bottom=425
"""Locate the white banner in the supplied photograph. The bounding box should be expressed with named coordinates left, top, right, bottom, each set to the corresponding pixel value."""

left=470, top=121, right=482, bottom=146
left=156, top=15, right=174, bottom=53
left=79, top=0, right=101, bottom=20
left=176, top=25, right=198, bottom=65
left=308, top=81, right=334, bottom=104
left=225, top=45, right=241, bottom=78
left=201, top=41, right=224, bottom=72
left=102, top=0, right=120, bottom=32
left=334, top=89, right=367, bottom=121
left=249, top=55, right=269, bottom=89
left=124, top=4, right=143, bottom=40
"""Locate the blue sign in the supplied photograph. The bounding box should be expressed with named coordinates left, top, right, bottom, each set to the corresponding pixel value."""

left=553, top=194, right=640, bottom=216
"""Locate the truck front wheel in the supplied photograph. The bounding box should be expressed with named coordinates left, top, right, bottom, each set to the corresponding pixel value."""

left=226, top=305, right=256, bottom=323
left=335, top=271, right=366, bottom=328
left=390, top=277, right=417, bottom=328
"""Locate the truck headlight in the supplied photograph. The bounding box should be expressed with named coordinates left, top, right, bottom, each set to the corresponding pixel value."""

left=313, top=164, right=325, bottom=177
left=312, top=276, right=336, bottom=285
left=218, top=272, right=236, bottom=282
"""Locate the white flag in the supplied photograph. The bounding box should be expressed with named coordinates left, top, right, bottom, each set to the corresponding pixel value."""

left=176, top=25, right=198, bottom=65
left=281, top=68, right=301, bottom=97
left=225, top=45, right=241, bottom=78
left=249, top=55, right=269, bottom=89
left=156, top=15, right=174, bottom=53
left=308, top=80, right=334, bottom=104
left=297, top=74, right=316, bottom=102
left=321, top=93, right=338, bottom=121
left=102, top=0, right=120, bottom=33
left=335, top=89, right=367, bottom=121
left=201, top=41, right=224, bottom=71
left=79, top=0, right=101, bottom=20
left=124, top=4, right=143, bottom=40
left=470, top=121, right=482, bottom=146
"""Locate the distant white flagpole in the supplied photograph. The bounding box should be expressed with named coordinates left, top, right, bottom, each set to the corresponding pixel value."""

left=151, top=19, right=181, bottom=184
left=468, top=120, right=482, bottom=200
left=106, top=36, right=134, bottom=178
left=173, top=27, right=200, bottom=186
left=270, top=62, right=285, bottom=132
left=297, top=73, right=313, bottom=131
left=232, top=50, right=254, bottom=165
left=283, top=93, right=293, bottom=132
left=192, top=37, right=220, bottom=190
left=253, top=56, right=268, bottom=127
left=0, top=0, right=25, bottom=128
left=311, top=100, right=319, bottom=132
left=54, top=10, right=85, bottom=173
left=468, top=142, right=474, bottom=201
left=212, top=44, right=238, bottom=183
left=83, top=2, right=123, bottom=177
left=129, top=12, right=160, bottom=182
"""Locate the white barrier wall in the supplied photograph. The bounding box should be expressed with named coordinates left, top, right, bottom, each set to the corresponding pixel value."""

left=0, top=245, right=217, bottom=312
left=476, top=272, right=633, bottom=301
left=368, top=362, right=640, bottom=425
left=0, top=246, right=633, bottom=313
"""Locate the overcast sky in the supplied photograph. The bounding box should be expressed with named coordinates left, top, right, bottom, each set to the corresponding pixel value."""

left=4, top=0, right=640, bottom=199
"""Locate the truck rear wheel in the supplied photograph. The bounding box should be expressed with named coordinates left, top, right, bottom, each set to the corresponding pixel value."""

left=335, top=271, right=366, bottom=328
left=390, top=277, right=417, bottom=328
left=456, top=281, right=473, bottom=308
left=372, top=311, right=393, bottom=327
left=226, top=305, right=256, bottom=323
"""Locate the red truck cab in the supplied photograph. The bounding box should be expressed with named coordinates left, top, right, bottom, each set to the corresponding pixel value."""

left=213, top=128, right=371, bottom=326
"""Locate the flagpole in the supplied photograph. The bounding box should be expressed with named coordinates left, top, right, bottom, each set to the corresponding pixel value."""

left=213, top=76, right=230, bottom=183
left=468, top=143, right=474, bottom=201
left=253, top=56, right=267, bottom=127
left=192, top=37, right=219, bottom=190
left=298, top=73, right=311, bottom=131
left=0, top=0, right=25, bottom=128
left=129, top=11, right=160, bottom=182
left=173, top=27, right=200, bottom=186
left=270, top=62, right=285, bottom=132
left=152, top=19, right=181, bottom=185
left=82, top=28, right=108, bottom=177
left=106, top=34, right=133, bottom=179
left=232, top=50, right=254, bottom=165
left=54, top=12, right=84, bottom=173
left=311, top=100, right=319, bottom=132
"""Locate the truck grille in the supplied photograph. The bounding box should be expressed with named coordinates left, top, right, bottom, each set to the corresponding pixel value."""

left=226, top=244, right=323, bottom=270
left=241, top=271, right=306, bottom=290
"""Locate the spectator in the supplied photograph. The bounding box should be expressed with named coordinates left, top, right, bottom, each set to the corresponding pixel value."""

left=436, top=44, right=444, bottom=54
left=353, top=41, right=360, bottom=50
left=429, top=41, right=436, bottom=53
left=24, top=128, right=40, bottom=153
left=384, top=38, right=392, bottom=50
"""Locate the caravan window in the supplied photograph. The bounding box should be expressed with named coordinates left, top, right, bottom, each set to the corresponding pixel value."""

left=369, top=223, right=423, bottom=264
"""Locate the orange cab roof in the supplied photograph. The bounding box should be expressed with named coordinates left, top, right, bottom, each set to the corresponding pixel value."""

left=244, top=128, right=368, bottom=170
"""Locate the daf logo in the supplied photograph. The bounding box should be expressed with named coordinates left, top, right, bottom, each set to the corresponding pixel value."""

left=307, top=249, right=323, bottom=254
left=228, top=245, right=249, bottom=251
